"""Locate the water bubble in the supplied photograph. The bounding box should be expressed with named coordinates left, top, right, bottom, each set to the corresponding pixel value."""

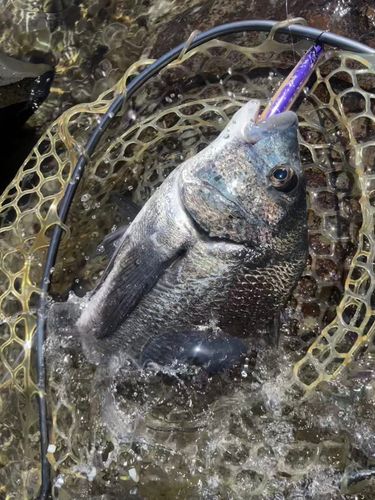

left=53, top=475, right=64, bottom=489
left=128, top=467, right=139, bottom=482
left=81, top=193, right=91, bottom=203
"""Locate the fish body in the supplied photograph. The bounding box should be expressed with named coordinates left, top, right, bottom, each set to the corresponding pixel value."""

left=76, top=100, right=308, bottom=366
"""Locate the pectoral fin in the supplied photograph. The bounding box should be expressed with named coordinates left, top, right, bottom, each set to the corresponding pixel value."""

left=110, top=192, right=140, bottom=221
left=77, top=193, right=193, bottom=339
left=94, top=240, right=186, bottom=338
left=98, top=225, right=129, bottom=257
left=98, top=195, right=140, bottom=257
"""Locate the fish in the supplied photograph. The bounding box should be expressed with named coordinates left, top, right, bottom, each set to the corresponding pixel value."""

left=76, top=100, right=308, bottom=371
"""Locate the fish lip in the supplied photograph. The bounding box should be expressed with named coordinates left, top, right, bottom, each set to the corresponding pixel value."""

left=244, top=110, right=298, bottom=144
left=258, top=110, right=298, bottom=130
left=233, top=100, right=260, bottom=125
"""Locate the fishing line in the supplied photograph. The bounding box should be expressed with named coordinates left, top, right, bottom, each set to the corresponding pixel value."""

left=34, top=19, right=375, bottom=498
left=285, top=2, right=297, bottom=63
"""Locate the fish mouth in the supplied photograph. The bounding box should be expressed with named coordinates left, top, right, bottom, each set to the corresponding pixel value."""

left=244, top=110, right=298, bottom=144
left=258, top=110, right=298, bottom=130
left=225, top=100, right=260, bottom=139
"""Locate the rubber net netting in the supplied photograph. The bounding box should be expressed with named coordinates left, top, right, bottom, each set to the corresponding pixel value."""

left=0, top=30, right=374, bottom=498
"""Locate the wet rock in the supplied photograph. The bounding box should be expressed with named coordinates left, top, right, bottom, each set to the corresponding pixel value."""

left=0, top=52, right=54, bottom=192
left=0, top=52, right=54, bottom=130
left=150, top=0, right=375, bottom=58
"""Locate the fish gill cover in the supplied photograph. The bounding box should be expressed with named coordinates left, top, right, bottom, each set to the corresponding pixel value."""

left=0, top=26, right=375, bottom=498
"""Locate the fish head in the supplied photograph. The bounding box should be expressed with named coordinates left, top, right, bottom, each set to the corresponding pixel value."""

left=181, top=100, right=307, bottom=250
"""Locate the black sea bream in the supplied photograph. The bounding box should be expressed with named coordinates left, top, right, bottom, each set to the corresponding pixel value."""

left=76, top=100, right=308, bottom=370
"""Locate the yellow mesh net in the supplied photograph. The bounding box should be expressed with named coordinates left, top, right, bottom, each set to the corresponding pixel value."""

left=0, top=30, right=374, bottom=497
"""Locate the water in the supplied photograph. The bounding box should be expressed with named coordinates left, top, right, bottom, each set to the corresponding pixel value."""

left=46, top=313, right=375, bottom=498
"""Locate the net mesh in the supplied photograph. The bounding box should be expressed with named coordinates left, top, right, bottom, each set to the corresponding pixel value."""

left=0, top=30, right=374, bottom=497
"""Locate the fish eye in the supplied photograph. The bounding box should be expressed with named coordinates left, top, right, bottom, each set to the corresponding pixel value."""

left=269, top=165, right=298, bottom=193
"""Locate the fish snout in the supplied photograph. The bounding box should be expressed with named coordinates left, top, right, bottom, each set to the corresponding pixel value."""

left=244, top=110, right=298, bottom=144
left=262, top=110, right=298, bottom=130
